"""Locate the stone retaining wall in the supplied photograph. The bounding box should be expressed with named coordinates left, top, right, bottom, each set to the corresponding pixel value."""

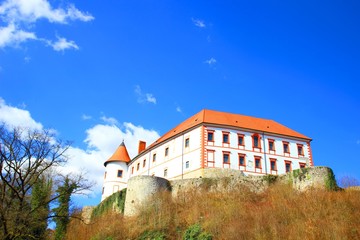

left=120, top=166, right=337, bottom=217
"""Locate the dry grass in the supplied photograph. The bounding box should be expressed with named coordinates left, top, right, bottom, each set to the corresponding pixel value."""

left=66, top=183, right=360, bottom=240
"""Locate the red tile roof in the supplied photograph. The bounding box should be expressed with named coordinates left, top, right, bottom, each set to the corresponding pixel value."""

left=147, top=109, right=311, bottom=151
left=104, top=141, right=131, bottom=166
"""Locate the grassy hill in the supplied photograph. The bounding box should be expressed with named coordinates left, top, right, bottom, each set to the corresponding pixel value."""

left=66, top=182, right=360, bottom=240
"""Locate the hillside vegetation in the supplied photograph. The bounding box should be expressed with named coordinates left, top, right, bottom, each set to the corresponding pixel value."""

left=66, top=183, right=360, bottom=240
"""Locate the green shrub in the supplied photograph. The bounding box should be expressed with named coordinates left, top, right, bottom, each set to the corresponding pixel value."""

left=183, top=223, right=212, bottom=240
left=91, top=188, right=127, bottom=218
left=137, top=230, right=166, bottom=240
left=325, top=169, right=338, bottom=191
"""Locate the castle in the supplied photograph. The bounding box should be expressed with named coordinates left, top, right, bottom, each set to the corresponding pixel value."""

left=101, top=109, right=313, bottom=201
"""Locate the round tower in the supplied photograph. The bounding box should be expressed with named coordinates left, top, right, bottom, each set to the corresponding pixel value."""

left=101, top=141, right=130, bottom=202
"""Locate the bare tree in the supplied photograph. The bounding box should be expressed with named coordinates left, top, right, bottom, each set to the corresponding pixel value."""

left=0, top=124, right=91, bottom=240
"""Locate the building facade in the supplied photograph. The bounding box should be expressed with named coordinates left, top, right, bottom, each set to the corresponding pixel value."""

left=101, top=109, right=313, bottom=201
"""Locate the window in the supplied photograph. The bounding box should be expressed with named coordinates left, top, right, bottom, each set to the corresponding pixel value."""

left=299, top=162, right=306, bottom=169
left=185, top=138, right=190, bottom=148
left=131, top=167, right=134, bottom=174
left=238, top=134, right=244, bottom=146
left=285, top=161, right=292, bottom=173
left=268, top=139, right=275, bottom=151
left=164, top=168, right=168, bottom=177
left=117, top=170, right=123, bottom=178
left=137, top=163, right=140, bottom=171
left=255, top=157, right=261, bottom=169
left=208, top=131, right=214, bottom=142
left=104, top=171, right=107, bottom=179
left=165, top=147, right=169, bottom=157
left=223, top=132, right=229, bottom=143
left=185, top=161, right=189, bottom=169
left=143, top=159, right=146, bottom=168
left=223, top=152, right=230, bottom=164
left=238, top=154, right=246, bottom=166
left=297, top=144, right=304, bottom=156
left=252, top=134, right=261, bottom=148
left=270, top=159, right=277, bottom=171
left=283, top=142, right=289, bottom=153
left=153, top=153, right=156, bottom=162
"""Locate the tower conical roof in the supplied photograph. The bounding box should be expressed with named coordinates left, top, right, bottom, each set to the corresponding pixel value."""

left=104, top=141, right=131, bottom=167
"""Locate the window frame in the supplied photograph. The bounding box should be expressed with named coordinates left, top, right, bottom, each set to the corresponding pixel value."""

left=117, top=170, right=123, bottom=178
left=165, top=147, right=169, bottom=157
left=283, top=141, right=290, bottom=154
left=152, top=153, right=156, bottom=162
left=268, top=139, right=275, bottom=151
left=270, top=158, right=277, bottom=171
left=137, top=162, right=140, bottom=171
left=143, top=159, right=146, bottom=168
left=238, top=134, right=245, bottom=146
left=285, top=160, right=292, bottom=173
left=185, top=138, right=190, bottom=148
left=164, top=168, right=168, bottom=177
left=238, top=153, right=246, bottom=166
left=297, top=144, right=304, bottom=156
left=207, top=130, right=214, bottom=142
left=252, top=134, right=261, bottom=149
left=223, top=151, right=230, bottom=164
left=222, top=131, right=230, bottom=144
left=255, top=156, right=262, bottom=169
left=185, top=161, right=190, bottom=169
left=299, top=162, right=306, bottom=169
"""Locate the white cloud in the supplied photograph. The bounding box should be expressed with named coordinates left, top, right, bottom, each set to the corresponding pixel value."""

left=0, top=97, right=160, bottom=200
left=192, top=18, right=206, bottom=28
left=0, top=0, right=93, bottom=50
left=81, top=114, right=92, bottom=120
left=0, top=0, right=94, bottom=24
left=146, top=93, right=157, bottom=104
left=0, top=23, right=36, bottom=48
left=47, top=36, right=79, bottom=51
left=205, top=57, right=217, bottom=65
left=0, top=97, right=43, bottom=130
left=135, top=85, right=157, bottom=104
left=100, top=115, right=118, bottom=125
left=176, top=106, right=182, bottom=113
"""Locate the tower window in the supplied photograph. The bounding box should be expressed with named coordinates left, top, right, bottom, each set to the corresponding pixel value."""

left=117, top=170, right=123, bottom=178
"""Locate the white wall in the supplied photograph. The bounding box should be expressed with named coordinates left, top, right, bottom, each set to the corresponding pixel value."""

left=101, top=161, right=128, bottom=201
left=128, top=126, right=202, bottom=180
left=204, top=125, right=311, bottom=176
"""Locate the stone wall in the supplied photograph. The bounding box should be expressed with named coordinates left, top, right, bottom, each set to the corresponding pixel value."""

left=124, top=175, right=171, bottom=216
left=120, top=166, right=337, bottom=217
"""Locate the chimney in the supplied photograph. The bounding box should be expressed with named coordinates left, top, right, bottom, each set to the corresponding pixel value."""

left=138, top=140, right=146, bottom=154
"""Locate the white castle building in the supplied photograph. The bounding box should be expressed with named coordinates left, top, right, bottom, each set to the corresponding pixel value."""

left=101, top=109, right=313, bottom=201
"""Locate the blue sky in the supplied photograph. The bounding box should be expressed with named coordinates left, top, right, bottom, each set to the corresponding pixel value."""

left=1, top=0, right=359, bottom=206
